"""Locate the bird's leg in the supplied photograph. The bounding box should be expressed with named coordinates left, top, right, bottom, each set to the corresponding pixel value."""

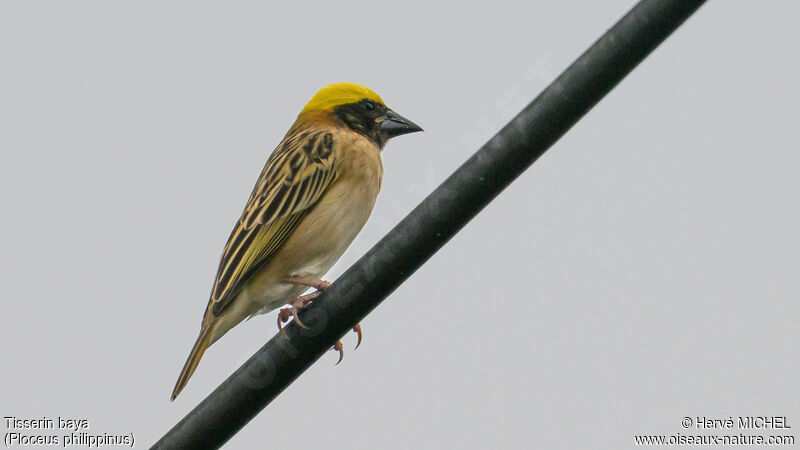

left=286, top=276, right=331, bottom=291
left=277, top=290, right=322, bottom=338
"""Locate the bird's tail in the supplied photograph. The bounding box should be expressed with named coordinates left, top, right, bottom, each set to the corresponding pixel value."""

left=171, top=325, right=214, bottom=401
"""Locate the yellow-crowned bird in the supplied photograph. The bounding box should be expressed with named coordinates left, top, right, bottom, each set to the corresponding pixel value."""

left=171, top=83, right=422, bottom=400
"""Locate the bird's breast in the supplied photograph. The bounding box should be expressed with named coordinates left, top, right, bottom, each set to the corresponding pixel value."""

left=276, top=137, right=383, bottom=280
left=238, top=132, right=383, bottom=315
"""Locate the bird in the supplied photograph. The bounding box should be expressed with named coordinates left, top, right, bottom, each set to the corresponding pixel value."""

left=171, top=82, right=422, bottom=400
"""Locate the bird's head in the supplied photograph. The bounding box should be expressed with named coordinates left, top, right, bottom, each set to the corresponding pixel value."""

left=300, top=82, right=422, bottom=149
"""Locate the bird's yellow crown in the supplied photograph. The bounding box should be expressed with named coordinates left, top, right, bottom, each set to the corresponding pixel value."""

left=301, top=82, right=385, bottom=114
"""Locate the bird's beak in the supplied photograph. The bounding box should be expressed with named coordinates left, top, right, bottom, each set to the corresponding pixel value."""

left=379, top=109, right=423, bottom=139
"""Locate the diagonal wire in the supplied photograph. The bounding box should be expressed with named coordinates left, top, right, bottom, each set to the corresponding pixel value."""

left=152, top=0, right=707, bottom=448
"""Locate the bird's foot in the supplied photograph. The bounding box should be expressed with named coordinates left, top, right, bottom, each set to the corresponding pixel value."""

left=278, top=277, right=332, bottom=338
left=277, top=290, right=322, bottom=338
left=284, top=276, right=363, bottom=356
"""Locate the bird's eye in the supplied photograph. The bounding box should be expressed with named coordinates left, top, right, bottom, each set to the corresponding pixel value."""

left=363, top=100, right=375, bottom=111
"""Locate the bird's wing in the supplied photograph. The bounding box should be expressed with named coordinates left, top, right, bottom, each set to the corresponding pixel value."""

left=209, top=129, right=338, bottom=316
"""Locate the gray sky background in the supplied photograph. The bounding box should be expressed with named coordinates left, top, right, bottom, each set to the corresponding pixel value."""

left=2, top=1, right=798, bottom=449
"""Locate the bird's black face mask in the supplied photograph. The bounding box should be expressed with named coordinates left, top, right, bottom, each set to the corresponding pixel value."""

left=335, top=99, right=422, bottom=149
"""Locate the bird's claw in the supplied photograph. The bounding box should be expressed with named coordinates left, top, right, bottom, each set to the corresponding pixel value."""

left=353, top=323, right=362, bottom=350
left=277, top=295, right=316, bottom=338
left=332, top=341, right=344, bottom=365
left=330, top=324, right=361, bottom=364
left=277, top=307, right=304, bottom=339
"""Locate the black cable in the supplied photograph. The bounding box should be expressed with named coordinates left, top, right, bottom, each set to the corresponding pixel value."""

left=152, top=1, right=707, bottom=447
